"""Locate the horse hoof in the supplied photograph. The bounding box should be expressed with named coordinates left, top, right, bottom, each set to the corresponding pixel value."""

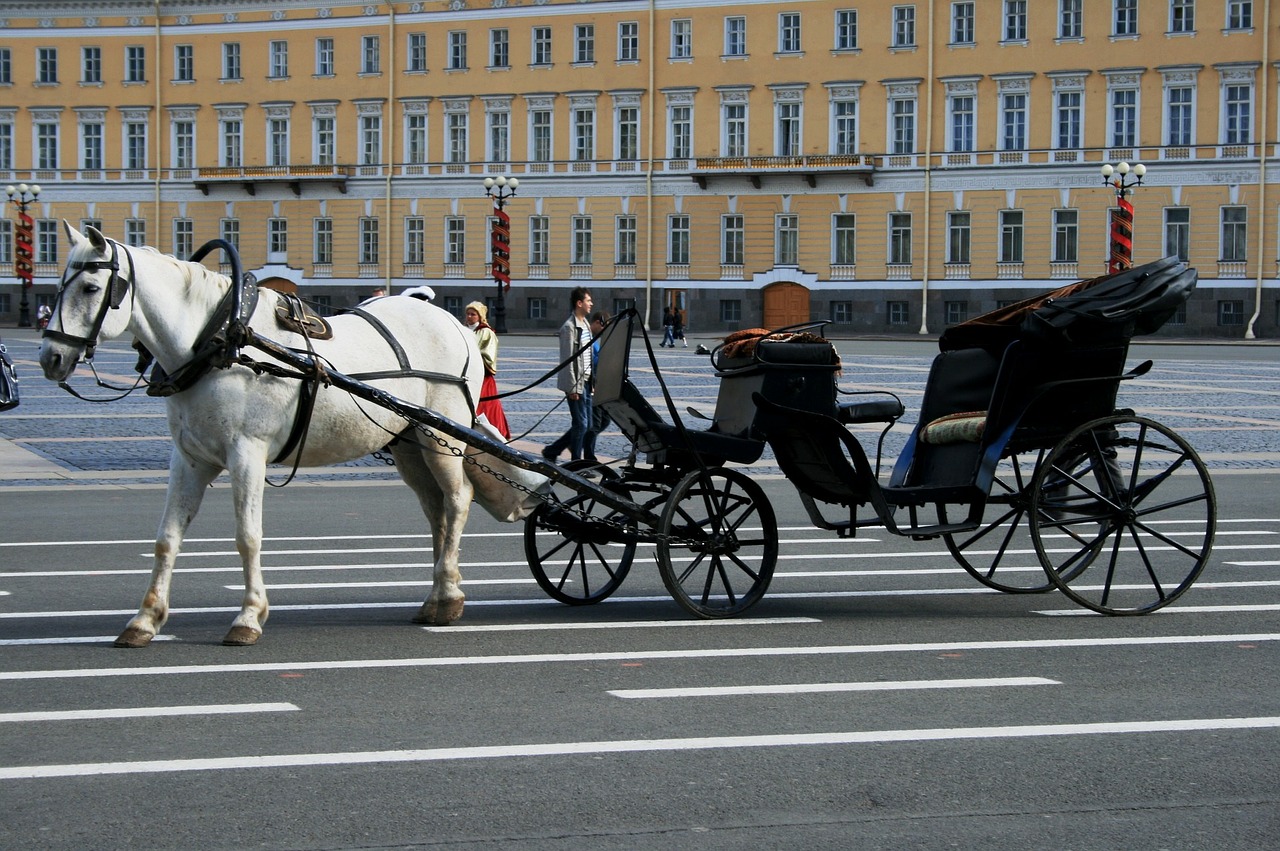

left=114, top=628, right=155, bottom=648
left=222, top=626, right=261, bottom=646
left=414, top=600, right=464, bottom=626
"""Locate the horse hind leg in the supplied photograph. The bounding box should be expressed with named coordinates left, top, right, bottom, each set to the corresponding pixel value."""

left=117, top=453, right=220, bottom=648
left=220, top=446, right=272, bottom=646
left=391, top=440, right=470, bottom=626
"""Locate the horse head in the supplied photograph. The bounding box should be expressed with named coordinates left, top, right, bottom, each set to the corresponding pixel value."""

left=40, top=221, right=135, bottom=382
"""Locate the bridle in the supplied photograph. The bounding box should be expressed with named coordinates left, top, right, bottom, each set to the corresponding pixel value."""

left=42, top=237, right=134, bottom=361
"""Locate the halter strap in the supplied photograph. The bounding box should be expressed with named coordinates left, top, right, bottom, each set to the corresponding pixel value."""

left=42, top=238, right=134, bottom=359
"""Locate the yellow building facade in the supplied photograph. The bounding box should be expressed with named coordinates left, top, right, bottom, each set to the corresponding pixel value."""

left=1, top=0, right=1276, bottom=336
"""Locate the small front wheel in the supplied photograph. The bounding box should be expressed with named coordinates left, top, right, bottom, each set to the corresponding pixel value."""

left=1030, top=415, right=1216, bottom=615
left=657, top=467, right=778, bottom=618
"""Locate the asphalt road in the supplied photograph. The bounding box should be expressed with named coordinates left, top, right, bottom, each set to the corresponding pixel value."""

left=1, top=329, right=1278, bottom=849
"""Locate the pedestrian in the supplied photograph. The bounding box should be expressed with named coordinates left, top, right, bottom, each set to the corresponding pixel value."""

left=583, top=310, right=613, bottom=462
left=542, top=287, right=593, bottom=463
left=465, top=301, right=510, bottom=440
left=673, top=308, right=687, bottom=347
left=660, top=307, right=675, bottom=347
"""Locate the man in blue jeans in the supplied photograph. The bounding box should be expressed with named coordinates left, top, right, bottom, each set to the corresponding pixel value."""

left=543, top=287, right=593, bottom=463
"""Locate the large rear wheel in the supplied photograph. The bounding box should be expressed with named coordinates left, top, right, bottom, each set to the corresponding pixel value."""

left=1029, top=415, right=1215, bottom=615
left=656, top=467, right=778, bottom=618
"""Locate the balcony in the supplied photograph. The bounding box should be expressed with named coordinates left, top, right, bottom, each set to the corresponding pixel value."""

left=193, top=164, right=349, bottom=196
left=691, top=154, right=876, bottom=188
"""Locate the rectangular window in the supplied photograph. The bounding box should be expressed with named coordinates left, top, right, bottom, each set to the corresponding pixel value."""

left=315, top=116, right=335, bottom=166
left=34, top=220, right=57, bottom=265
left=38, top=47, right=58, bottom=84
left=527, top=299, right=547, bottom=321
left=362, top=36, right=381, bottom=74
left=833, top=214, right=856, bottom=264
left=173, top=121, right=194, bottom=169
left=893, top=6, right=916, bottom=47
left=619, top=22, right=639, bottom=62
left=830, top=302, right=854, bottom=323
left=407, top=113, right=427, bottom=164
left=945, top=301, right=969, bottom=325
left=407, top=33, right=426, bottom=72
left=447, top=112, right=467, bottom=164
left=316, top=38, right=335, bottom=76
left=720, top=299, right=742, bottom=323
left=1000, top=210, right=1024, bottom=263
left=1218, top=300, right=1245, bottom=326
left=1056, top=90, right=1082, bottom=148
left=1001, top=93, right=1027, bottom=150
left=269, top=41, right=288, bottom=78
left=174, top=44, right=194, bottom=82
left=1003, top=1, right=1027, bottom=40
left=361, top=115, right=382, bottom=165
left=0, top=48, right=12, bottom=85
left=448, top=32, right=467, bottom=70
left=670, top=106, right=691, bottom=159
left=888, top=301, right=909, bottom=325
left=221, top=119, right=242, bottom=167
left=36, top=123, right=59, bottom=170
left=950, top=96, right=975, bottom=152
left=0, top=123, right=10, bottom=171
left=314, top=219, right=333, bottom=263
left=489, top=29, right=508, bottom=68
left=125, top=219, right=146, bottom=247
left=1164, top=207, right=1190, bottom=261
left=530, top=110, right=552, bottom=162
left=1167, top=87, right=1193, bottom=146
left=221, top=218, right=240, bottom=252
left=617, top=107, right=639, bottom=160
left=725, top=17, right=747, bottom=56
left=268, top=218, right=288, bottom=257
left=778, top=13, right=801, bottom=53
left=1221, top=206, right=1247, bottom=261
left=268, top=118, right=288, bottom=166
left=776, top=214, right=799, bottom=266
left=947, top=211, right=971, bottom=264
left=952, top=2, right=975, bottom=43
left=616, top=215, right=637, bottom=265
left=404, top=217, right=425, bottom=264
left=889, top=213, right=912, bottom=265
left=1053, top=209, right=1079, bottom=262
left=833, top=100, right=857, bottom=155
left=125, top=45, right=146, bottom=82
left=1227, top=0, right=1252, bottom=29
left=532, top=28, right=552, bottom=65
left=777, top=102, right=801, bottom=156
left=1225, top=84, right=1251, bottom=144
left=81, top=122, right=104, bottom=170
left=488, top=111, right=509, bottom=162
left=1060, top=0, right=1083, bottom=38
left=173, top=219, right=193, bottom=260
left=1114, top=0, right=1138, bottom=35
left=723, top=215, right=745, bottom=265
left=360, top=218, right=380, bottom=265
left=125, top=122, right=147, bottom=169
left=575, top=25, right=595, bottom=63
left=222, top=43, right=241, bottom=80
left=1111, top=88, right=1137, bottom=147
left=669, top=215, right=690, bottom=264
left=671, top=20, right=692, bottom=59
left=81, top=46, right=101, bottom=83
left=0, top=222, right=10, bottom=267
left=1170, top=0, right=1195, bottom=32
left=892, top=97, right=916, bottom=153
left=529, top=216, right=550, bottom=266
left=572, top=216, right=593, bottom=264
left=835, top=10, right=858, bottom=49
left=724, top=104, right=747, bottom=156
left=573, top=108, right=595, bottom=161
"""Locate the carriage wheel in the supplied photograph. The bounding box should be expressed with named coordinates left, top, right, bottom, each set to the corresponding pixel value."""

left=943, top=450, right=1060, bottom=593
left=656, top=467, right=778, bottom=618
left=1029, top=415, right=1216, bottom=615
left=523, top=464, right=637, bottom=605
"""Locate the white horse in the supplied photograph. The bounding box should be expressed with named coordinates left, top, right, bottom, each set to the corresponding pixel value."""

left=40, top=223, right=541, bottom=647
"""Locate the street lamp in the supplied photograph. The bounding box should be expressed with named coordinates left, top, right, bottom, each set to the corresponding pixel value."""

left=482, top=174, right=518, bottom=334
left=1100, top=161, right=1146, bottom=274
left=5, top=183, right=41, bottom=328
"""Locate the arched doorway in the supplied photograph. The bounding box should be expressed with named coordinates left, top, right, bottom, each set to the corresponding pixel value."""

left=256, top=276, right=297, bottom=295
left=762, top=282, right=810, bottom=329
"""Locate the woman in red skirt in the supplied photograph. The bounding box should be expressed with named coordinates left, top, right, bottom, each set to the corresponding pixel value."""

left=465, top=301, right=511, bottom=439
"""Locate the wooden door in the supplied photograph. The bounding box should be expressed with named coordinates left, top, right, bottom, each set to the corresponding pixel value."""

left=762, top=282, right=810, bottom=329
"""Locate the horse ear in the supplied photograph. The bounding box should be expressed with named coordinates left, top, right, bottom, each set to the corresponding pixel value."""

left=62, top=219, right=83, bottom=245
left=84, top=224, right=109, bottom=254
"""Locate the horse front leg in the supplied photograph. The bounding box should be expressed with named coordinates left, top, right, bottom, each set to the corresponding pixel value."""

left=223, top=446, right=271, bottom=646
left=116, top=451, right=220, bottom=648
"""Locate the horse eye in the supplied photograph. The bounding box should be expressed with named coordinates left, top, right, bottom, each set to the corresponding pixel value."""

left=83, top=283, right=101, bottom=294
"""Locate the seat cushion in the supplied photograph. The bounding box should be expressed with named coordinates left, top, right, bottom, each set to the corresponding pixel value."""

left=920, top=411, right=987, bottom=445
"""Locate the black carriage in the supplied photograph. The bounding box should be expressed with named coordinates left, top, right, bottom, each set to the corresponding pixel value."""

left=523, top=256, right=1216, bottom=617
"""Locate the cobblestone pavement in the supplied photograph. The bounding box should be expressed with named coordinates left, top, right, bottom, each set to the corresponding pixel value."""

left=1, top=325, right=1278, bottom=490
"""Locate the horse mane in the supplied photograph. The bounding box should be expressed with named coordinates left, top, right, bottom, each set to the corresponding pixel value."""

left=125, top=241, right=235, bottom=306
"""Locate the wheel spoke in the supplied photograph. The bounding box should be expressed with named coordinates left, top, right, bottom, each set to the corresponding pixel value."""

left=1127, top=522, right=1168, bottom=601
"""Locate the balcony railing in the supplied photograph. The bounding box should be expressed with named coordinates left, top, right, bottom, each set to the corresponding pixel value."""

left=193, top=164, right=350, bottom=196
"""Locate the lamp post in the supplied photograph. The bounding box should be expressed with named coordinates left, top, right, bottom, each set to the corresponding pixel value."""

left=482, top=174, right=518, bottom=334
left=5, top=183, right=40, bottom=328
left=1100, top=161, right=1146, bottom=275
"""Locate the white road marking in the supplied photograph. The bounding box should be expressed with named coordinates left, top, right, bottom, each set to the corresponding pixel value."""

left=0, top=635, right=176, bottom=646
left=0, top=702, right=299, bottom=723
left=1038, top=603, right=1280, bottom=616
left=423, top=617, right=820, bottom=633
left=2, top=633, right=1277, bottom=682
left=4, top=716, right=1278, bottom=780
left=609, top=676, right=1059, bottom=699
left=224, top=578, right=539, bottom=590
